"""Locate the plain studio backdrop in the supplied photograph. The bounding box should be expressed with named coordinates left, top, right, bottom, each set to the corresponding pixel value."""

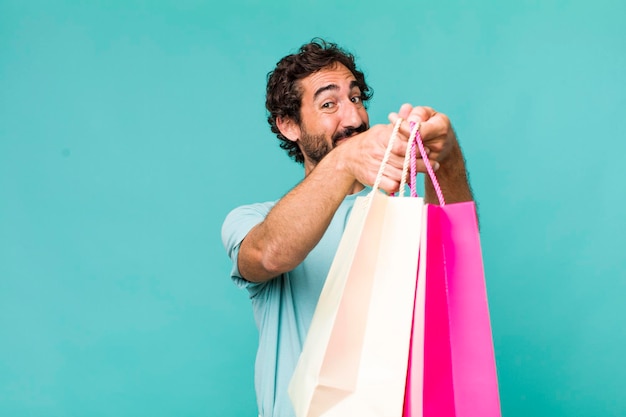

left=1, top=1, right=625, bottom=416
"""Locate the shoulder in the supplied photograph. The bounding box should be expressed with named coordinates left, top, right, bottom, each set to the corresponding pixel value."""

left=223, top=201, right=276, bottom=234
left=225, top=201, right=276, bottom=220
left=221, top=201, right=276, bottom=255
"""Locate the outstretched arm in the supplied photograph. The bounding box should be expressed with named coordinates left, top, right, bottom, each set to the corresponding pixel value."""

left=237, top=124, right=410, bottom=283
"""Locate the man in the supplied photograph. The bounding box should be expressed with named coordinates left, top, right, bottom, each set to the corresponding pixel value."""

left=221, top=38, right=473, bottom=417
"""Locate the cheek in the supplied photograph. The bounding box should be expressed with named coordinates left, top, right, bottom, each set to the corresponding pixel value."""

left=318, top=116, right=341, bottom=135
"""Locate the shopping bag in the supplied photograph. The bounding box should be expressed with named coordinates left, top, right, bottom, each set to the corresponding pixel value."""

left=403, top=123, right=501, bottom=417
left=289, top=119, right=424, bottom=417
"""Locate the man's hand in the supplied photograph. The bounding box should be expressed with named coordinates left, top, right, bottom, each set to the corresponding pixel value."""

left=334, top=104, right=462, bottom=196
left=388, top=103, right=474, bottom=204
left=388, top=104, right=457, bottom=172
left=334, top=123, right=411, bottom=195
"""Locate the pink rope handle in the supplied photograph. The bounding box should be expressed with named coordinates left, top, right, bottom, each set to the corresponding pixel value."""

left=399, top=121, right=415, bottom=197
left=409, top=121, right=445, bottom=206
left=410, top=126, right=418, bottom=198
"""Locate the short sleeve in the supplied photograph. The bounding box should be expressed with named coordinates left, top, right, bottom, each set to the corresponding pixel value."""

left=221, top=201, right=275, bottom=291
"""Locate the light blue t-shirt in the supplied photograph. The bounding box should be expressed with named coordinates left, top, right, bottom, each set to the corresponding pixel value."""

left=221, top=187, right=370, bottom=417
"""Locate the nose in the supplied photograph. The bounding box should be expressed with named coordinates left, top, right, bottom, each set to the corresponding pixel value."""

left=340, top=100, right=365, bottom=130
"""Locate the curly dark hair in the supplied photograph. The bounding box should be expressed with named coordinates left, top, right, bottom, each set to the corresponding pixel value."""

left=265, top=38, right=373, bottom=164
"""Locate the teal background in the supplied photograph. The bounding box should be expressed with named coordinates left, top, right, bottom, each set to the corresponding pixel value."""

left=1, top=1, right=624, bottom=416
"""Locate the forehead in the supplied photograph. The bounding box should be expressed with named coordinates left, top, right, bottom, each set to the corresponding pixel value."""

left=298, top=63, right=358, bottom=99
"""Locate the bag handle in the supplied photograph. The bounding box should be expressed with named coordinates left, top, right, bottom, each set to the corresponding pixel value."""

left=409, top=121, right=446, bottom=206
left=370, top=118, right=445, bottom=206
left=398, top=121, right=415, bottom=198
left=370, top=118, right=403, bottom=194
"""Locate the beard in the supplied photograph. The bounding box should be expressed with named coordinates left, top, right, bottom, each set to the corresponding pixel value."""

left=299, top=132, right=331, bottom=165
left=300, top=123, right=368, bottom=165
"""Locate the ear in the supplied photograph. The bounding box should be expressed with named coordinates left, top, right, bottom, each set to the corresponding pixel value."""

left=276, top=117, right=301, bottom=142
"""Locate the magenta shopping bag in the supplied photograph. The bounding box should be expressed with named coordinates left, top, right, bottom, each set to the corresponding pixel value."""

left=403, top=123, right=501, bottom=417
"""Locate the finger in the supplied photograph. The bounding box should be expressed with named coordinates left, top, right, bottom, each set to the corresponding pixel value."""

left=409, top=145, right=431, bottom=159
left=406, top=106, right=436, bottom=125
left=421, top=137, right=445, bottom=158
left=387, top=126, right=431, bottom=161
left=385, top=151, right=409, bottom=171
left=377, top=177, right=402, bottom=195
left=398, top=103, right=413, bottom=119
left=387, top=103, right=413, bottom=124
left=413, top=158, right=440, bottom=173
left=380, top=123, right=409, bottom=156
left=383, top=160, right=405, bottom=178
left=396, top=107, right=435, bottom=137
left=419, top=112, right=450, bottom=141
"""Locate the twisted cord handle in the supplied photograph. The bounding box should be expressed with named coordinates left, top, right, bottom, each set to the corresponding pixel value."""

left=410, top=123, right=418, bottom=198
left=371, top=118, right=403, bottom=194
left=409, top=121, right=445, bottom=206
left=398, top=121, right=415, bottom=198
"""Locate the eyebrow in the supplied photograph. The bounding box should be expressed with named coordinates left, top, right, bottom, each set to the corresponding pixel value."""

left=313, top=80, right=361, bottom=101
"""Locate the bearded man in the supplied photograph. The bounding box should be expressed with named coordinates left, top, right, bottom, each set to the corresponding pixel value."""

left=221, top=38, right=473, bottom=417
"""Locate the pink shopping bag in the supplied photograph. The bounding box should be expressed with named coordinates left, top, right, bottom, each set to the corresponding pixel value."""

left=403, top=122, right=501, bottom=417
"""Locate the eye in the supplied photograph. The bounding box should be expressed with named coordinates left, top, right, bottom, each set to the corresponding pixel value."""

left=350, top=96, right=362, bottom=105
left=321, top=101, right=336, bottom=109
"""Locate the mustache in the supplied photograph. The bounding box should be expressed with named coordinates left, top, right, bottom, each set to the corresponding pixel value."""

left=332, top=123, right=368, bottom=144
